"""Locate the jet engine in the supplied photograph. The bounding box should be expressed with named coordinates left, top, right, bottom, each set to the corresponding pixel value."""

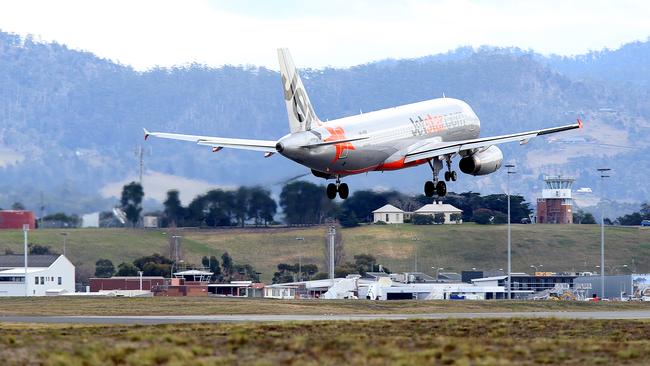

left=458, top=145, right=503, bottom=176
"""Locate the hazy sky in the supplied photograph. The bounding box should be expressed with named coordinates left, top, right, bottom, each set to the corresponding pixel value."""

left=0, top=0, right=649, bottom=70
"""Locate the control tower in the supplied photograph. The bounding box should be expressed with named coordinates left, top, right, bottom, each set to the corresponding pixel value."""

left=536, top=175, right=575, bottom=224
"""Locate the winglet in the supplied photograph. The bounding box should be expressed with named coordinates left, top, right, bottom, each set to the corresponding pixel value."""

left=143, top=128, right=150, bottom=141
left=577, top=118, right=583, bottom=129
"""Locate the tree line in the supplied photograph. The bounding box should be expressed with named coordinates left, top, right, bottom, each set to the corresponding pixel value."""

left=114, top=180, right=536, bottom=228
left=616, top=203, right=650, bottom=226
left=94, top=251, right=259, bottom=282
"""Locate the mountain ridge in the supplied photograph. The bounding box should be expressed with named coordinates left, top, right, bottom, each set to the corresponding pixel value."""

left=1, top=30, right=648, bottom=216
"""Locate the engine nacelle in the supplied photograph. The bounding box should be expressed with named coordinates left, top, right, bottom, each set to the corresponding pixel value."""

left=459, top=145, right=503, bottom=176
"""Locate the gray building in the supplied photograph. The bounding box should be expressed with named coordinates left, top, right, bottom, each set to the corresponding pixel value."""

left=573, top=275, right=634, bottom=299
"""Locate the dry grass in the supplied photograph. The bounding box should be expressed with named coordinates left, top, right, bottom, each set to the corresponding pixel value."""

left=1, top=297, right=650, bottom=316
left=2, top=318, right=650, bottom=365
left=0, top=224, right=648, bottom=283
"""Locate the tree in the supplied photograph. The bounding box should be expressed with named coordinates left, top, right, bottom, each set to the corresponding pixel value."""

left=142, top=262, right=171, bottom=277
left=582, top=213, right=597, bottom=224
left=221, top=252, right=233, bottom=281
left=94, top=259, right=115, bottom=278
left=42, top=212, right=80, bottom=226
left=301, top=264, right=319, bottom=280
left=247, top=186, right=277, bottom=226
left=338, top=209, right=359, bottom=228
left=433, top=213, right=446, bottom=224
left=116, top=262, right=139, bottom=276
left=617, top=212, right=643, bottom=226
left=187, top=189, right=236, bottom=227
left=232, top=264, right=260, bottom=282
left=272, top=263, right=296, bottom=284
left=202, top=255, right=222, bottom=281
left=11, top=202, right=25, bottom=210
left=573, top=210, right=585, bottom=224
left=412, top=214, right=434, bottom=225
left=472, top=208, right=494, bottom=224
left=342, top=190, right=402, bottom=222
left=353, top=254, right=377, bottom=275
left=133, top=253, right=173, bottom=277
left=233, top=186, right=250, bottom=227
left=163, top=190, right=184, bottom=227
left=280, top=181, right=337, bottom=224
left=120, top=181, right=144, bottom=227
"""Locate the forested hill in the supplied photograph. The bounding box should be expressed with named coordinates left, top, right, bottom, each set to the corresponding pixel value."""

left=1, top=30, right=649, bottom=215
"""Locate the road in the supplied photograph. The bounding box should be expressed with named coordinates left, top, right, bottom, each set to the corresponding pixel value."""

left=3, top=311, right=650, bottom=324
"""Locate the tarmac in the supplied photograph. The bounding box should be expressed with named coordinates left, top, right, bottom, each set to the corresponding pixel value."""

left=3, top=311, right=650, bottom=325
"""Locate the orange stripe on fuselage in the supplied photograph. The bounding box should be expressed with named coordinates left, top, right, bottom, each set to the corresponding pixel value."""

left=329, top=157, right=428, bottom=176
left=376, top=157, right=428, bottom=171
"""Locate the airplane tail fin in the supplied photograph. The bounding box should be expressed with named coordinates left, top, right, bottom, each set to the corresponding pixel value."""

left=278, top=48, right=320, bottom=133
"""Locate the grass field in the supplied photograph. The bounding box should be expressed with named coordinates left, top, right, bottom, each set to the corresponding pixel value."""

left=1, top=297, right=650, bottom=316
left=0, top=224, right=649, bottom=283
left=2, top=318, right=650, bottom=365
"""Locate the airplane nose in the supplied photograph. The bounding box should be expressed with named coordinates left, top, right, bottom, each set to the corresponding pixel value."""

left=275, top=142, right=284, bottom=153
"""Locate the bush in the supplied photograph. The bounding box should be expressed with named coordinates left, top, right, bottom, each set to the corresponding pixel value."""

left=412, top=214, right=434, bottom=225
left=374, top=220, right=387, bottom=225
left=472, top=208, right=494, bottom=224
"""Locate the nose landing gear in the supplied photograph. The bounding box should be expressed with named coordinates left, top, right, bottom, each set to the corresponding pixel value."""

left=326, top=176, right=349, bottom=200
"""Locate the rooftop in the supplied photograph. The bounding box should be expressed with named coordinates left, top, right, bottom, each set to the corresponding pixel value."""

left=415, top=202, right=462, bottom=213
left=0, top=254, right=59, bottom=268
left=372, top=204, right=404, bottom=213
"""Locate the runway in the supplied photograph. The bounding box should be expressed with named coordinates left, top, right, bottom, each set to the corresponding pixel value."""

left=3, top=310, right=650, bottom=325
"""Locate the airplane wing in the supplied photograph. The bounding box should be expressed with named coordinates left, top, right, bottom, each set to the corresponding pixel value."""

left=404, top=120, right=582, bottom=163
left=143, top=129, right=277, bottom=152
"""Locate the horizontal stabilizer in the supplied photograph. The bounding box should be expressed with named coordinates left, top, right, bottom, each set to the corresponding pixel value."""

left=144, top=129, right=277, bottom=152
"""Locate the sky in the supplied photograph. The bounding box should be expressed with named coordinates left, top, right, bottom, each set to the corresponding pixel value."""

left=0, top=0, right=649, bottom=70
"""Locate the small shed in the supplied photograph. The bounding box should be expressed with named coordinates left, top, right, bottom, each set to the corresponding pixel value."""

left=372, top=204, right=404, bottom=224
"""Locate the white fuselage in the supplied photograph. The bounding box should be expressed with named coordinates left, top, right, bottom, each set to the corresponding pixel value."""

left=277, top=97, right=481, bottom=175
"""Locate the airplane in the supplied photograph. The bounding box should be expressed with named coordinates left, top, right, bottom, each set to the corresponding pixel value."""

left=144, top=49, right=582, bottom=200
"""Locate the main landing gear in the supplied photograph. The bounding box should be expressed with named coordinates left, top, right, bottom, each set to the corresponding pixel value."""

left=424, top=157, right=457, bottom=198
left=327, top=176, right=349, bottom=200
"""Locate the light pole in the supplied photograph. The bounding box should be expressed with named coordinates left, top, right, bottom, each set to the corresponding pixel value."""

left=412, top=236, right=419, bottom=273
left=295, top=237, right=304, bottom=281
left=328, top=226, right=336, bottom=280
left=436, top=267, right=444, bottom=280
left=597, top=168, right=610, bottom=299
left=506, top=163, right=516, bottom=299
left=23, top=224, right=29, bottom=297
left=60, top=232, right=68, bottom=256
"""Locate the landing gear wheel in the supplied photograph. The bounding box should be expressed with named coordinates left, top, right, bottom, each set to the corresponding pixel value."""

left=338, top=183, right=349, bottom=199
left=326, top=183, right=337, bottom=200
left=424, top=181, right=435, bottom=197
left=436, top=181, right=447, bottom=197
left=444, top=171, right=451, bottom=182
left=451, top=171, right=457, bottom=182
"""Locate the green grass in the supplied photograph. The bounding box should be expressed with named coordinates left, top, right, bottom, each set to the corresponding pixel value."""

left=0, top=224, right=649, bottom=283
left=1, top=297, right=650, bottom=316
left=2, top=318, right=650, bottom=365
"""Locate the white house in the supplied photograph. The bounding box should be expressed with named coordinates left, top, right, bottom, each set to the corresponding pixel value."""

left=0, top=254, right=75, bottom=296
left=413, top=202, right=463, bottom=224
left=372, top=204, right=405, bottom=224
